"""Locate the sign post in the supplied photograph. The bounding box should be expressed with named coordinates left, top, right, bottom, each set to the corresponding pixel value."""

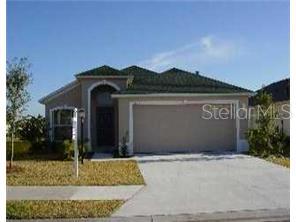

left=72, top=108, right=79, bottom=178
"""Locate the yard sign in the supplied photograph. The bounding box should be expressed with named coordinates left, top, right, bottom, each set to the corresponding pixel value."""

left=72, top=108, right=79, bottom=178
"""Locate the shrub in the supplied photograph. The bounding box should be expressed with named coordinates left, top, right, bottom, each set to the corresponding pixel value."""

left=17, top=115, right=46, bottom=153
left=49, top=140, right=73, bottom=160
left=63, top=140, right=74, bottom=160
left=247, top=90, right=290, bottom=157
left=119, top=131, right=129, bottom=157
left=247, top=127, right=289, bottom=157
left=6, top=140, right=31, bottom=160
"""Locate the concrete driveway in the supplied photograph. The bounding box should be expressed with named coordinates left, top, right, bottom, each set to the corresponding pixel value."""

left=114, top=153, right=289, bottom=217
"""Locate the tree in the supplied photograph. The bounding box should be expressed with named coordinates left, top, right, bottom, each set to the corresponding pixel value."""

left=247, top=90, right=287, bottom=157
left=6, top=58, right=32, bottom=168
left=18, top=115, right=46, bottom=151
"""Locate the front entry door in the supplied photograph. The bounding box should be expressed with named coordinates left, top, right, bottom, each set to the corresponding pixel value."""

left=96, top=107, right=115, bottom=147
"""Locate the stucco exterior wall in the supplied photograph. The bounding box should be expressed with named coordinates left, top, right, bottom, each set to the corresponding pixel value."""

left=117, top=95, right=250, bottom=153
left=78, top=78, right=128, bottom=143
left=44, top=78, right=128, bottom=146
left=42, top=76, right=250, bottom=153
left=45, top=84, right=82, bottom=120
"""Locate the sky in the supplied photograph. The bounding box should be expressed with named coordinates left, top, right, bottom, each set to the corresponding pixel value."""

left=7, top=1, right=289, bottom=116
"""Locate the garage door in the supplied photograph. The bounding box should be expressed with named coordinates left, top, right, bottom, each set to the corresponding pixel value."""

left=133, top=104, right=236, bottom=153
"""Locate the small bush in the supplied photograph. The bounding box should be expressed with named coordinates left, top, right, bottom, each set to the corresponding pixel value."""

left=49, top=140, right=73, bottom=160
left=6, top=140, right=31, bottom=160
left=119, top=131, right=129, bottom=158
left=17, top=115, right=46, bottom=153
left=63, top=140, right=74, bottom=160
left=248, top=128, right=289, bottom=157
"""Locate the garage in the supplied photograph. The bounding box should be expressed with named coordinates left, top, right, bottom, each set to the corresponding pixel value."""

left=133, top=104, right=237, bottom=153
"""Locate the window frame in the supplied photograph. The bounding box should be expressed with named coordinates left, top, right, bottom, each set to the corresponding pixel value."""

left=49, top=106, right=76, bottom=141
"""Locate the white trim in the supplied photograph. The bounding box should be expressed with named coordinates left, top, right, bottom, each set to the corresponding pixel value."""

left=49, top=105, right=76, bottom=141
left=76, top=75, right=129, bottom=79
left=112, top=92, right=254, bottom=98
left=87, top=80, right=121, bottom=148
left=39, top=81, right=80, bottom=104
left=128, top=100, right=240, bottom=155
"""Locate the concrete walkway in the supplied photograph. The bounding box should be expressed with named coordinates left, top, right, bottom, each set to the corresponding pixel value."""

left=7, top=185, right=143, bottom=200
left=7, top=208, right=290, bottom=222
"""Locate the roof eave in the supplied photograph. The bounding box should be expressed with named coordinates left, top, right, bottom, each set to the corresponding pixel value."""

left=39, top=80, right=80, bottom=104
left=75, top=75, right=130, bottom=79
left=111, top=92, right=255, bottom=98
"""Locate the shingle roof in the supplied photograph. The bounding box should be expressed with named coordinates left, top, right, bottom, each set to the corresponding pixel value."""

left=121, top=66, right=158, bottom=76
left=76, top=65, right=127, bottom=77
left=121, top=67, right=252, bottom=94
left=250, top=78, right=290, bottom=105
left=74, top=65, right=252, bottom=94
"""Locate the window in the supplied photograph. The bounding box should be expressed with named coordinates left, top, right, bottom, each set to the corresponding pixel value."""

left=52, top=109, right=73, bottom=140
left=96, top=91, right=113, bottom=107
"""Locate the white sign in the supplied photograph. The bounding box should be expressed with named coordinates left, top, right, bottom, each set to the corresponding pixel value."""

left=72, top=109, right=78, bottom=140
left=72, top=108, right=79, bottom=178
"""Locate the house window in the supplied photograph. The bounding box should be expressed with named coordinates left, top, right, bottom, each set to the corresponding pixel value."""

left=52, top=109, right=73, bottom=141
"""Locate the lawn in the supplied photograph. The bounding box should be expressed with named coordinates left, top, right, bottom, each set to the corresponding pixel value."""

left=7, top=200, right=124, bottom=219
left=7, top=160, right=145, bottom=186
left=265, top=156, right=290, bottom=168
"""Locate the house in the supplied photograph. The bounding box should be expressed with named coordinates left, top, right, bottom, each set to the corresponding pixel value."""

left=249, top=78, right=290, bottom=135
left=39, top=65, right=253, bottom=155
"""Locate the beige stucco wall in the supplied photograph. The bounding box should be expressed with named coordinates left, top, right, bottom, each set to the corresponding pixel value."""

left=117, top=95, right=249, bottom=153
left=43, top=76, right=250, bottom=153
left=45, top=84, right=82, bottom=120
left=44, top=77, right=128, bottom=146
left=78, top=78, right=128, bottom=143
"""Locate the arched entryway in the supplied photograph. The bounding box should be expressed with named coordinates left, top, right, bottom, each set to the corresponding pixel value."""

left=88, top=82, right=119, bottom=152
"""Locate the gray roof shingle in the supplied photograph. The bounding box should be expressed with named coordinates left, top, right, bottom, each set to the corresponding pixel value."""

left=75, top=65, right=252, bottom=94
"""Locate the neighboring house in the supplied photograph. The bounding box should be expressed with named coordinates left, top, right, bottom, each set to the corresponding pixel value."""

left=39, top=65, right=253, bottom=154
left=249, top=78, right=290, bottom=135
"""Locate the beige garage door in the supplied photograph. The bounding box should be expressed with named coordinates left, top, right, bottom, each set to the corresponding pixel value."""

left=133, top=104, right=236, bottom=153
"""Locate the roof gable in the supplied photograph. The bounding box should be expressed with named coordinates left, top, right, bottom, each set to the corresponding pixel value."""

left=76, top=65, right=127, bottom=77
left=121, top=66, right=158, bottom=76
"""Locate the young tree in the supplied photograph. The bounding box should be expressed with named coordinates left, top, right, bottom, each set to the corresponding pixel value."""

left=6, top=58, right=32, bottom=168
left=247, top=90, right=287, bottom=157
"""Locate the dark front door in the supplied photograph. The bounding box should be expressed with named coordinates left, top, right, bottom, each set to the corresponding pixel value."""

left=96, top=107, right=115, bottom=147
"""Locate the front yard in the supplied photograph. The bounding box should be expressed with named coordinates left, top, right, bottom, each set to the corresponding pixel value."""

left=7, top=160, right=145, bottom=186
left=7, top=200, right=124, bottom=219
left=265, top=156, right=290, bottom=168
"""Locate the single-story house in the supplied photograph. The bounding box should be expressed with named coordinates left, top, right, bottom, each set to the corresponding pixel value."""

left=249, top=78, right=290, bottom=135
left=39, top=65, right=253, bottom=155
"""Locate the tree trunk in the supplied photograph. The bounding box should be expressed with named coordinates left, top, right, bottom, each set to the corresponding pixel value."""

left=9, top=130, right=14, bottom=169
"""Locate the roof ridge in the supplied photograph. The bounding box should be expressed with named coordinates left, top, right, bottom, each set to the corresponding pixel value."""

left=121, top=65, right=159, bottom=75
left=261, top=78, right=290, bottom=90
left=76, top=65, right=126, bottom=76
left=161, top=68, right=252, bottom=92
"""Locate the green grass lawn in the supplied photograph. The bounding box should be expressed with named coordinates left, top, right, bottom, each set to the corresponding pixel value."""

left=7, top=160, right=145, bottom=186
left=7, top=200, right=124, bottom=219
left=265, top=156, right=290, bottom=168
